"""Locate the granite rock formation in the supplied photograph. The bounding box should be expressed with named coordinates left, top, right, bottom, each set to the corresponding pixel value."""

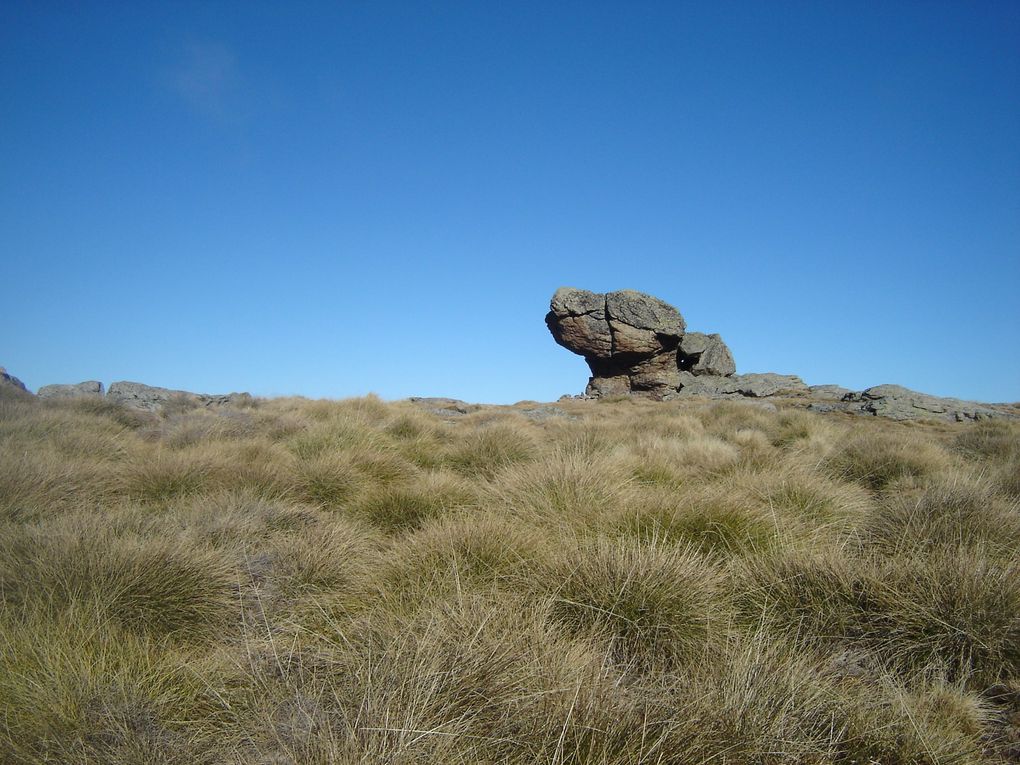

left=835, top=385, right=1014, bottom=422
left=107, top=381, right=252, bottom=412
left=1, top=367, right=252, bottom=413
left=544, top=288, right=1018, bottom=421
left=546, top=287, right=688, bottom=398
left=38, top=381, right=104, bottom=399
left=546, top=287, right=790, bottom=400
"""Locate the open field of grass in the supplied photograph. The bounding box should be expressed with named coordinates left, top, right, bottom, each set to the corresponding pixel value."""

left=1, top=387, right=1019, bottom=763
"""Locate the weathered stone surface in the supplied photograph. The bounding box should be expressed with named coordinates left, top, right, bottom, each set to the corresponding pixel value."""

left=585, top=374, right=632, bottom=398
left=546, top=288, right=612, bottom=359
left=107, top=381, right=252, bottom=412
left=732, top=373, right=808, bottom=398
left=37, top=381, right=104, bottom=399
left=0, top=367, right=30, bottom=395
left=107, top=381, right=191, bottom=411
left=846, top=385, right=1016, bottom=422
left=547, top=287, right=686, bottom=398
left=672, top=372, right=739, bottom=397
left=604, top=290, right=684, bottom=334
left=628, top=351, right=681, bottom=394
left=673, top=372, right=806, bottom=399
left=678, top=332, right=736, bottom=377
left=808, top=384, right=853, bottom=399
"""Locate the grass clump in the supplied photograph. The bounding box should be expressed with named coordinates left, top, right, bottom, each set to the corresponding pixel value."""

left=615, top=485, right=781, bottom=556
left=351, top=470, right=475, bottom=533
left=444, top=421, right=538, bottom=478
left=543, top=537, right=725, bottom=669
left=865, top=472, right=1020, bottom=556
left=0, top=516, right=234, bottom=642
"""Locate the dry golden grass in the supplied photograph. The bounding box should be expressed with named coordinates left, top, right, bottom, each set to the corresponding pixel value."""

left=0, top=390, right=1018, bottom=763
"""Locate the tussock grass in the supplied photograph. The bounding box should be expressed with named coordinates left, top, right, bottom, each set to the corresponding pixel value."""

left=0, top=515, right=234, bottom=641
left=1, top=393, right=1017, bottom=761
left=444, top=420, right=539, bottom=478
left=351, top=470, right=476, bottom=532
left=543, top=537, right=725, bottom=669
left=380, top=513, right=548, bottom=607
left=866, top=471, right=1020, bottom=556
left=615, top=485, right=782, bottom=556
left=822, top=427, right=952, bottom=490
left=485, top=451, right=634, bottom=530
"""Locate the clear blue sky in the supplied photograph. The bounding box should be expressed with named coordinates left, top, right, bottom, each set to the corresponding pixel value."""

left=2, top=2, right=1018, bottom=403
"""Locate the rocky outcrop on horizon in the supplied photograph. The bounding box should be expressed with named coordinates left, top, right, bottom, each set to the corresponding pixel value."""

left=546, top=287, right=1018, bottom=421
left=37, top=381, right=104, bottom=399
left=1, top=371, right=252, bottom=413
left=807, top=384, right=1017, bottom=422
left=545, top=287, right=688, bottom=397
left=0, top=367, right=30, bottom=395
left=106, top=381, right=253, bottom=412
left=545, top=287, right=797, bottom=401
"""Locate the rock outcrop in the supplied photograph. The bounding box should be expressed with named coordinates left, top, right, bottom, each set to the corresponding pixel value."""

left=0, top=367, right=30, bottom=395
left=546, top=287, right=801, bottom=401
left=107, top=381, right=252, bottom=412
left=546, top=287, right=687, bottom=398
left=844, top=385, right=1014, bottom=422
left=37, top=381, right=104, bottom=399
left=545, top=288, right=1017, bottom=421
left=1, top=368, right=252, bottom=413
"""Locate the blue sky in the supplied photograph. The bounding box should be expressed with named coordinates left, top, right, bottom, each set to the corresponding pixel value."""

left=2, top=1, right=1018, bottom=403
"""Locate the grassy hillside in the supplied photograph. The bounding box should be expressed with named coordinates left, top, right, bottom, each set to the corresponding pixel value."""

left=1, top=388, right=1019, bottom=764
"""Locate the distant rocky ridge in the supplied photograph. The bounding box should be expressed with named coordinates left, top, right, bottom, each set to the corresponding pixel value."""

left=546, top=287, right=1018, bottom=422
left=0, top=367, right=30, bottom=395
left=3, top=374, right=252, bottom=413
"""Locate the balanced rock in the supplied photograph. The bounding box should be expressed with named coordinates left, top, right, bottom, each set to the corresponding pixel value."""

left=546, top=287, right=685, bottom=398
left=38, top=381, right=104, bottom=399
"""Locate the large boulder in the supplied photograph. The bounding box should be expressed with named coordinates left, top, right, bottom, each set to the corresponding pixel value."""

left=37, top=381, right=104, bottom=399
left=547, top=287, right=685, bottom=398
left=678, top=332, right=736, bottom=377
